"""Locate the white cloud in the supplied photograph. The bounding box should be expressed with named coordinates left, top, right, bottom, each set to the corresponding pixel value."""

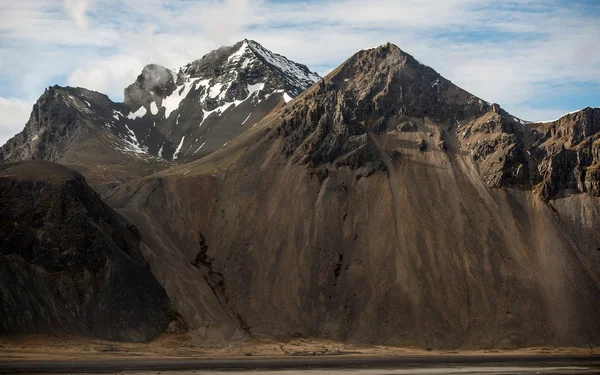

left=67, top=55, right=147, bottom=100
left=0, top=0, right=598, bottom=127
left=0, top=97, right=32, bottom=145
left=63, top=0, right=90, bottom=28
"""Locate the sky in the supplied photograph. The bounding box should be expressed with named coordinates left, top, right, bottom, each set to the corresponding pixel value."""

left=0, top=0, right=599, bottom=144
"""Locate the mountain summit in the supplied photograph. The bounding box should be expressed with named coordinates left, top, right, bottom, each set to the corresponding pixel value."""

left=0, top=40, right=320, bottom=190
left=123, top=39, right=320, bottom=161
left=103, top=43, right=600, bottom=347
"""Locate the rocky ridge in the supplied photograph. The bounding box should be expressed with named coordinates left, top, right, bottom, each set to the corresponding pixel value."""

left=264, top=43, right=598, bottom=201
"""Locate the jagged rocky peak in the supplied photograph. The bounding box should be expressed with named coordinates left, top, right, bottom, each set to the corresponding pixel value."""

left=124, top=39, right=320, bottom=113
left=0, top=85, right=116, bottom=162
left=182, top=39, right=319, bottom=96
left=120, top=39, right=321, bottom=162
left=278, top=42, right=491, bottom=169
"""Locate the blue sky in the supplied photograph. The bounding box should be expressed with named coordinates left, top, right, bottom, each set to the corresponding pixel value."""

left=0, top=0, right=599, bottom=143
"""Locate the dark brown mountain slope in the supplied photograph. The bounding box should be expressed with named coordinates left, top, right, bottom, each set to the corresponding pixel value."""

left=0, top=160, right=175, bottom=341
left=107, top=44, right=600, bottom=348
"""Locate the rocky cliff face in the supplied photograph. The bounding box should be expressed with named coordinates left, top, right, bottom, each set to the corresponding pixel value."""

left=532, top=107, right=600, bottom=199
left=458, top=106, right=600, bottom=200
left=0, top=161, right=175, bottom=341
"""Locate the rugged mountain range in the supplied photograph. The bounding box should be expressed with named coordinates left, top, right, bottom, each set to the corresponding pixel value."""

left=1, top=42, right=599, bottom=348
left=0, top=40, right=319, bottom=191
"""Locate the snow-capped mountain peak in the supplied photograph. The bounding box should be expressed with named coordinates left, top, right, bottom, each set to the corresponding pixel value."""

left=120, top=39, right=321, bottom=162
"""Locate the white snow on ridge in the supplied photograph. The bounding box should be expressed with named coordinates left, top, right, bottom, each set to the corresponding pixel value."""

left=127, top=106, right=147, bottom=119
left=173, top=136, right=186, bottom=160
left=227, top=41, right=249, bottom=63
left=247, top=41, right=320, bottom=85
left=283, top=92, right=293, bottom=103
left=538, top=108, right=593, bottom=123
left=512, top=116, right=531, bottom=125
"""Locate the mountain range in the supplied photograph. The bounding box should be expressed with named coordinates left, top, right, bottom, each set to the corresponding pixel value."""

left=0, top=41, right=599, bottom=349
left=0, top=40, right=319, bottom=193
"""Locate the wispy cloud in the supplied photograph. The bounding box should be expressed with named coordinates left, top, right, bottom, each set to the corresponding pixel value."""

left=0, top=0, right=599, bottom=144
left=63, top=0, right=91, bottom=28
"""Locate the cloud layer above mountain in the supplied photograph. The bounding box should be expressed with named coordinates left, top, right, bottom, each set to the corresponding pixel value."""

left=0, top=0, right=599, bottom=143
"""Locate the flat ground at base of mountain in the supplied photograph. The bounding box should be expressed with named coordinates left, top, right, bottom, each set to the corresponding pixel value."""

left=0, top=334, right=597, bottom=361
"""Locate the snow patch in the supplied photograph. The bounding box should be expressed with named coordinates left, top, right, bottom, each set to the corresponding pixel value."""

left=209, top=83, right=224, bottom=98
left=127, top=106, right=147, bottom=119
left=283, top=92, right=293, bottom=103
left=173, top=136, right=185, bottom=160
left=150, top=101, right=159, bottom=115
left=112, top=109, right=123, bottom=120
left=162, top=78, right=198, bottom=118
left=122, top=124, right=147, bottom=154
left=247, top=82, right=264, bottom=95
left=193, top=141, right=206, bottom=154
left=242, top=113, right=251, bottom=125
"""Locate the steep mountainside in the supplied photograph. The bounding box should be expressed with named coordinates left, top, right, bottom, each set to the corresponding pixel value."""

left=0, top=161, right=175, bottom=341
left=106, top=43, right=600, bottom=348
left=0, top=40, right=319, bottom=190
